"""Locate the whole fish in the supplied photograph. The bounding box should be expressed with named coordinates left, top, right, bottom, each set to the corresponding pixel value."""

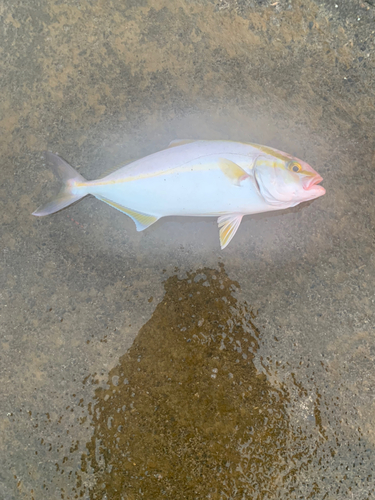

left=32, top=140, right=325, bottom=249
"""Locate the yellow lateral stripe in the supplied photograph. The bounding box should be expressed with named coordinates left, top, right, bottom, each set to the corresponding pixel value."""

left=80, top=158, right=252, bottom=187
left=76, top=143, right=310, bottom=189
left=77, top=160, right=314, bottom=189
left=249, top=143, right=291, bottom=162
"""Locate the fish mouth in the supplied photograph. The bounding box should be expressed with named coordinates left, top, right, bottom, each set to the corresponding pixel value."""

left=303, top=174, right=323, bottom=191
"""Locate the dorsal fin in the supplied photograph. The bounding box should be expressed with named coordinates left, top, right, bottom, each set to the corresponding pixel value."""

left=96, top=196, right=159, bottom=231
left=166, top=139, right=197, bottom=149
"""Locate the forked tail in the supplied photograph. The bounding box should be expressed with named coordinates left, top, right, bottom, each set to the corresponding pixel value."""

left=32, top=152, right=87, bottom=216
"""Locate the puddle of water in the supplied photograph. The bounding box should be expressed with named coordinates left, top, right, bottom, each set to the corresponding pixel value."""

left=76, top=262, right=375, bottom=500
left=66, top=263, right=375, bottom=500
left=79, top=265, right=293, bottom=499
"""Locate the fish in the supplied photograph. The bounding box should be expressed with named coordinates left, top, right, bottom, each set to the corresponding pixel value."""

left=32, top=139, right=325, bottom=249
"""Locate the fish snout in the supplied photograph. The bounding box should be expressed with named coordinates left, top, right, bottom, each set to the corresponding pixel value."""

left=303, top=173, right=323, bottom=191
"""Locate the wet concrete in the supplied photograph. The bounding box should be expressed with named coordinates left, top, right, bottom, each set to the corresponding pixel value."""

left=1, top=0, right=375, bottom=499
left=81, top=267, right=293, bottom=499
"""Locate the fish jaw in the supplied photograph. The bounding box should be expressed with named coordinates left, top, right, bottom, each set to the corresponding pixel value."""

left=302, top=173, right=326, bottom=200
left=304, top=183, right=326, bottom=200
left=303, top=173, right=323, bottom=190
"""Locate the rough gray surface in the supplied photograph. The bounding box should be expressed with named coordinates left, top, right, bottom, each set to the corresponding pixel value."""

left=1, top=0, right=375, bottom=498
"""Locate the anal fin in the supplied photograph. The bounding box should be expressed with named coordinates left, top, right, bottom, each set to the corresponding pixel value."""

left=97, top=196, right=159, bottom=231
left=218, top=214, right=244, bottom=249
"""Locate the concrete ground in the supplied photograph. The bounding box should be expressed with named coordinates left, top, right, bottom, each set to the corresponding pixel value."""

left=1, top=0, right=375, bottom=498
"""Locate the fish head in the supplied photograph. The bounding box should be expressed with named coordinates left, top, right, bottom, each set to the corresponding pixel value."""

left=254, top=154, right=325, bottom=208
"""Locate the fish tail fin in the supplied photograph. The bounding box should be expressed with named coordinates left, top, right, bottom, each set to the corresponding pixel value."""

left=32, top=152, right=88, bottom=216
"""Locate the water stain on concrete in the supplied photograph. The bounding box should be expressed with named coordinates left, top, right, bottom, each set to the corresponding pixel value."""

left=79, top=265, right=290, bottom=498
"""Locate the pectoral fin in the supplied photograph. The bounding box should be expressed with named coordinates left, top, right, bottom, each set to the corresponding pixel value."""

left=218, top=158, right=250, bottom=186
left=218, top=214, right=244, bottom=249
left=97, top=196, right=159, bottom=231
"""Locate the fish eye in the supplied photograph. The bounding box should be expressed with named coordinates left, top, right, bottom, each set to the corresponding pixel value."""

left=288, top=161, right=302, bottom=173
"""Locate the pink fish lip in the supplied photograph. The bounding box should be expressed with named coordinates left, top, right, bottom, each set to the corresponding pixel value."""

left=303, top=174, right=324, bottom=191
